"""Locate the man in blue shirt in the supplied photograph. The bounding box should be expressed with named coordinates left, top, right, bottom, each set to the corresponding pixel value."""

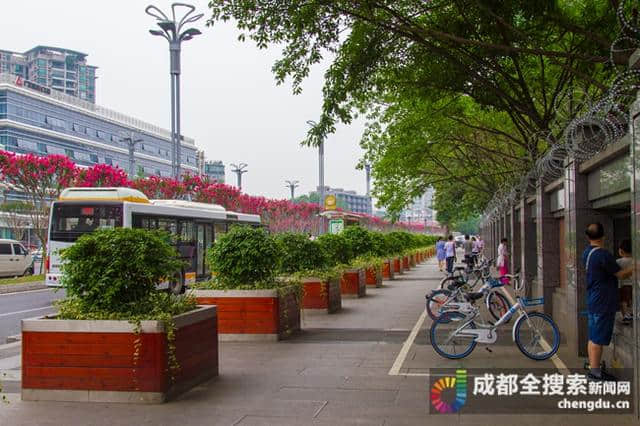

left=582, top=223, right=633, bottom=381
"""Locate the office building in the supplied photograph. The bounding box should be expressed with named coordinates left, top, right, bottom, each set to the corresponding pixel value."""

left=0, top=72, right=199, bottom=178
left=315, top=186, right=372, bottom=215
left=203, top=160, right=225, bottom=183
left=0, top=46, right=97, bottom=102
left=399, top=188, right=436, bottom=223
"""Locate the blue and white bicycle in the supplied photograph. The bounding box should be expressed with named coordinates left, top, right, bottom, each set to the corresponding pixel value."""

left=429, top=273, right=560, bottom=360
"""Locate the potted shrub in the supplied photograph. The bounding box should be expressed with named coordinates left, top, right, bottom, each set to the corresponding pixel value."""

left=352, top=256, right=383, bottom=288
left=385, top=233, right=405, bottom=275
left=275, top=233, right=341, bottom=314
left=317, top=232, right=365, bottom=298
left=192, top=226, right=301, bottom=341
left=21, top=228, right=218, bottom=404
left=370, top=232, right=394, bottom=280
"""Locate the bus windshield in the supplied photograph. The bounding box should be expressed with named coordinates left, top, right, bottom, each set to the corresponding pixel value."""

left=50, top=203, right=123, bottom=242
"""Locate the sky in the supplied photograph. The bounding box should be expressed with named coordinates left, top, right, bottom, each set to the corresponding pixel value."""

left=0, top=0, right=369, bottom=201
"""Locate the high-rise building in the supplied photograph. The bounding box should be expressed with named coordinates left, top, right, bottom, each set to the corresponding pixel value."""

left=314, top=186, right=372, bottom=215
left=399, top=188, right=436, bottom=223
left=203, top=161, right=225, bottom=183
left=0, top=72, right=198, bottom=179
left=0, top=46, right=97, bottom=102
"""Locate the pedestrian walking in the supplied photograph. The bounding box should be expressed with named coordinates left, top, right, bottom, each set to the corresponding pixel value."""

left=477, top=236, right=485, bottom=260
left=471, top=236, right=479, bottom=266
left=582, top=223, right=632, bottom=381
left=617, top=239, right=633, bottom=325
left=463, top=235, right=473, bottom=268
left=444, top=235, right=456, bottom=275
left=435, top=237, right=446, bottom=272
left=497, top=238, right=509, bottom=284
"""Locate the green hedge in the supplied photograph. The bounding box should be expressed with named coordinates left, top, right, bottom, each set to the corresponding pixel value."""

left=275, top=232, right=326, bottom=274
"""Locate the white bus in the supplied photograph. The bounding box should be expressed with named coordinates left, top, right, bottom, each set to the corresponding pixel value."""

left=46, top=187, right=261, bottom=293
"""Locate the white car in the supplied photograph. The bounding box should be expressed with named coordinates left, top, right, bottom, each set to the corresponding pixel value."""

left=0, top=239, right=33, bottom=277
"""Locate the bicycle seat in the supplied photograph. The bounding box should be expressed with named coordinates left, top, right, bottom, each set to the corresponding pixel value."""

left=466, top=292, right=484, bottom=301
left=454, top=266, right=466, bottom=271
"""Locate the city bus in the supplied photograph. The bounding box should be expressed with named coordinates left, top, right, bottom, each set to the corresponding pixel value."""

left=45, top=187, right=261, bottom=293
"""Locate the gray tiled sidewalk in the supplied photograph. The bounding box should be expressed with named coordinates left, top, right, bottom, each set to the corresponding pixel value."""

left=0, top=259, right=637, bottom=425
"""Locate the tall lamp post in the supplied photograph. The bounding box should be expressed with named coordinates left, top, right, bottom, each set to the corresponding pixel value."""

left=306, top=120, right=325, bottom=209
left=230, top=163, right=248, bottom=190
left=364, top=163, right=372, bottom=214
left=285, top=180, right=299, bottom=200
left=146, top=3, right=203, bottom=179
left=120, top=131, right=144, bottom=178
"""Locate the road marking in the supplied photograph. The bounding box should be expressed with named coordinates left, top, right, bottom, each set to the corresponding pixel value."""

left=0, top=288, right=52, bottom=297
left=0, top=305, right=53, bottom=318
left=388, top=309, right=426, bottom=376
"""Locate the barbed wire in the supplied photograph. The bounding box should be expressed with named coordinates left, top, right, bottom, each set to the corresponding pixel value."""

left=481, top=0, right=640, bottom=227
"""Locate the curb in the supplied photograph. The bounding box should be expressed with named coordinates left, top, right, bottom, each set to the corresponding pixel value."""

left=0, top=282, right=46, bottom=294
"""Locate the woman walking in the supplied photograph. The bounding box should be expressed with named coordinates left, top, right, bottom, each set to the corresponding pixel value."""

left=444, top=235, right=457, bottom=275
left=435, top=237, right=446, bottom=272
left=497, top=238, right=509, bottom=284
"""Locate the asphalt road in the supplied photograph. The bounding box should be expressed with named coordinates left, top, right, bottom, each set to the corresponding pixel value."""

left=0, top=288, right=64, bottom=343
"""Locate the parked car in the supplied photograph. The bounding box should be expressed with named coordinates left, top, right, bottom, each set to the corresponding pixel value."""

left=31, top=249, right=43, bottom=262
left=0, top=239, right=33, bottom=277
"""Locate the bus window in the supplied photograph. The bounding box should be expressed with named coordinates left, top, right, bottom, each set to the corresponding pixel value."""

left=51, top=204, right=123, bottom=242
left=204, top=224, right=213, bottom=275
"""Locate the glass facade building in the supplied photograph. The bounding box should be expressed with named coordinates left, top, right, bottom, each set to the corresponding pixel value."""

left=316, top=186, right=372, bottom=215
left=0, top=46, right=97, bottom=103
left=0, top=73, right=198, bottom=178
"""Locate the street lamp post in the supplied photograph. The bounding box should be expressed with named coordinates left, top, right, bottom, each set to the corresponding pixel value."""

left=285, top=180, right=299, bottom=200
left=120, top=131, right=144, bottom=178
left=230, top=163, right=248, bottom=190
left=146, top=3, right=203, bottom=179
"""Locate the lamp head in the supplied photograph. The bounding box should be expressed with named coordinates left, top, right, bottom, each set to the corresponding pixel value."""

left=158, top=20, right=176, bottom=32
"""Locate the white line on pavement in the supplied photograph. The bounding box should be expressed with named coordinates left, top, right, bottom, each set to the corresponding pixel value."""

left=0, top=305, right=53, bottom=318
left=388, top=309, right=427, bottom=376
left=0, top=288, right=51, bottom=297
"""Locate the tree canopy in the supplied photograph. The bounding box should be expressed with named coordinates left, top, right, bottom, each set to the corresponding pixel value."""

left=207, top=0, right=626, bottom=226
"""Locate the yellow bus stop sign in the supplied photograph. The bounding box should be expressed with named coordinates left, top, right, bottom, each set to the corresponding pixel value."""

left=324, top=194, right=337, bottom=210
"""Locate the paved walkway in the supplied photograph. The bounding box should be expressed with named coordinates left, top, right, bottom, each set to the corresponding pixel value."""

left=0, top=258, right=637, bottom=425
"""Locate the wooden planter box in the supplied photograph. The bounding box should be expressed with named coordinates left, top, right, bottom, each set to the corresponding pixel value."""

left=392, top=257, right=404, bottom=274
left=194, top=286, right=300, bottom=341
left=340, top=269, right=366, bottom=298
left=300, top=277, right=341, bottom=313
left=382, top=259, right=395, bottom=280
left=402, top=256, right=410, bottom=270
left=21, top=306, right=218, bottom=404
left=410, top=254, right=416, bottom=267
left=417, top=252, right=423, bottom=263
left=365, top=266, right=383, bottom=288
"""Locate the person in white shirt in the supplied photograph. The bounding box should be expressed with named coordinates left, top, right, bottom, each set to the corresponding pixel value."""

left=444, top=235, right=456, bottom=274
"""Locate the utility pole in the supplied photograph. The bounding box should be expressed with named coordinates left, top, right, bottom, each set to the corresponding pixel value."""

left=120, top=131, right=144, bottom=178
left=285, top=180, right=299, bottom=200
left=230, top=163, right=248, bottom=190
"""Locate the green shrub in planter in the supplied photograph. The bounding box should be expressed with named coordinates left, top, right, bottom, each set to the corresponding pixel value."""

left=341, top=225, right=374, bottom=258
left=60, top=228, right=185, bottom=312
left=207, top=226, right=282, bottom=287
left=384, top=232, right=405, bottom=256
left=275, top=232, right=326, bottom=274
left=317, top=233, right=353, bottom=266
left=370, top=232, right=391, bottom=257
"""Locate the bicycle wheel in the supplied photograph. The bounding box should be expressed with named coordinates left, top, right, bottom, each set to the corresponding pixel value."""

left=514, top=312, right=560, bottom=360
left=487, top=291, right=511, bottom=324
left=430, top=312, right=477, bottom=359
left=426, top=289, right=452, bottom=321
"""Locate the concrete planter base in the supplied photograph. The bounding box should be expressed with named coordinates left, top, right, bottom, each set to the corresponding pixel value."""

left=194, top=287, right=300, bottom=341
left=21, top=306, right=218, bottom=404
left=382, top=260, right=395, bottom=280
left=365, top=266, right=383, bottom=287
left=300, top=277, right=341, bottom=313
left=341, top=269, right=366, bottom=298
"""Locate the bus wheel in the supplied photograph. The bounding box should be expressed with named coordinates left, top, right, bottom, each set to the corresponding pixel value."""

left=168, top=270, right=185, bottom=295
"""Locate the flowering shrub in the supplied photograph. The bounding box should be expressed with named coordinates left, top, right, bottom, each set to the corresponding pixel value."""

left=0, top=151, right=438, bottom=236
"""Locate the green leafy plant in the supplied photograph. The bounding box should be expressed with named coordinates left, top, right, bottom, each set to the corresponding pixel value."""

left=275, top=232, right=327, bottom=274
left=207, top=225, right=282, bottom=287
left=317, top=233, right=353, bottom=266
left=341, top=226, right=374, bottom=258
left=369, top=232, right=391, bottom=257
left=60, top=228, right=184, bottom=311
